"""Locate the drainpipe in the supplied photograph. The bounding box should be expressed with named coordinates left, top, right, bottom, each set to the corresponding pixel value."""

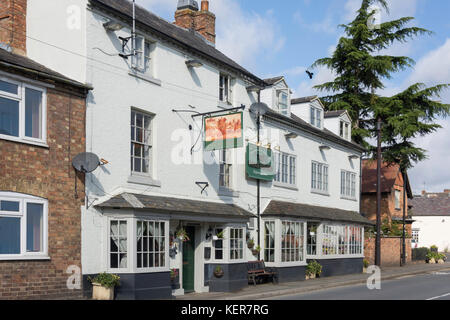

left=257, top=90, right=261, bottom=261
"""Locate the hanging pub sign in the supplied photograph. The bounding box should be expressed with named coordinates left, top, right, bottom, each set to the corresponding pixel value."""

left=246, top=143, right=275, bottom=181
left=204, top=112, right=243, bottom=151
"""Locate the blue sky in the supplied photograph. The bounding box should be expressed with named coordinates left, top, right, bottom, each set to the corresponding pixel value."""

left=141, top=0, right=450, bottom=194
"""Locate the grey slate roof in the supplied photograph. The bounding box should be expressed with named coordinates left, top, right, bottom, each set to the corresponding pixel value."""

left=264, top=110, right=365, bottom=152
left=410, top=193, right=450, bottom=217
left=263, top=200, right=374, bottom=226
left=0, top=48, right=89, bottom=89
left=89, top=0, right=265, bottom=85
left=291, top=96, right=318, bottom=105
left=96, top=193, right=254, bottom=218
left=263, top=76, right=284, bottom=86
left=324, top=110, right=346, bottom=118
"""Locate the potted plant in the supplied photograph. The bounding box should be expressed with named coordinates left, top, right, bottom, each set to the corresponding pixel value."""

left=214, top=266, right=224, bottom=278
left=247, top=238, right=255, bottom=249
left=212, top=230, right=224, bottom=241
left=363, top=259, right=370, bottom=273
left=170, top=268, right=180, bottom=290
left=306, top=260, right=322, bottom=280
left=430, top=245, right=439, bottom=253
left=176, top=228, right=190, bottom=242
left=252, top=245, right=261, bottom=256
left=88, top=272, right=120, bottom=300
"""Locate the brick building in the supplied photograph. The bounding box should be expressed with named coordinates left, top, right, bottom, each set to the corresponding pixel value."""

left=361, top=160, right=414, bottom=266
left=0, top=0, right=90, bottom=299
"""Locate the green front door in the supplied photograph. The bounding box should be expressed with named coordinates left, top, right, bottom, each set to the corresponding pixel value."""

left=182, top=226, right=195, bottom=293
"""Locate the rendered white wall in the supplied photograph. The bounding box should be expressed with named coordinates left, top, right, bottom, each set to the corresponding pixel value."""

left=412, top=216, right=450, bottom=251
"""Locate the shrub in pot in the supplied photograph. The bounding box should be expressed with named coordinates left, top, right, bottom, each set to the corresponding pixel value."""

left=88, top=273, right=120, bottom=300
left=306, top=260, right=322, bottom=280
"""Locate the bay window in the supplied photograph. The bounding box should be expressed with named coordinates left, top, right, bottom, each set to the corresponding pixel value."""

left=264, top=221, right=275, bottom=262
left=0, top=192, right=47, bottom=259
left=0, top=77, right=46, bottom=144
left=109, top=220, right=128, bottom=269
left=318, top=224, right=363, bottom=257
left=136, top=220, right=165, bottom=269
left=229, top=228, right=244, bottom=260
left=281, top=221, right=304, bottom=262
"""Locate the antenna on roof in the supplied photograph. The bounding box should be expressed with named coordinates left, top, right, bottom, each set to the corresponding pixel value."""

left=118, top=0, right=137, bottom=59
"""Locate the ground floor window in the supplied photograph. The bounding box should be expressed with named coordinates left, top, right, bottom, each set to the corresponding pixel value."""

left=307, top=223, right=318, bottom=255
left=136, top=220, right=165, bottom=268
left=320, top=224, right=363, bottom=256
left=229, top=228, right=244, bottom=260
left=213, top=228, right=224, bottom=260
left=264, top=221, right=275, bottom=262
left=281, top=221, right=305, bottom=262
left=110, top=220, right=128, bottom=269
left=0, top=192, right=47, bottom=258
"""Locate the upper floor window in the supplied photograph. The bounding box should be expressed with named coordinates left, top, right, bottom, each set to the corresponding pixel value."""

left=132, top=36, right=153, bottom=74
left=341, top=170, right=356, bottom=199
left=310, top=106, right=322, bottom=128
left=311, top=161, right=328, bottom=193
left=0, top=78, right=46, bottom=144
left=131, top=109, right=153, bottom=174
left=219, top=74, right=232, bottom=103
left=274, top=152, right=297, bottom=186
left=219, top=149, right=232, bottom=189
left=277, top=91, right=289, bottom=115
left=395, top=189, right=401, bottom=209
left=0, top=192, right=48, bottom=259
left=340, top=121, right=350, bottom=140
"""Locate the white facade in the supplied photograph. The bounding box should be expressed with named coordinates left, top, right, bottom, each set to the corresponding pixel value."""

left=412, top=217, right=450, bottom=251
left=25, top=0, right=366, bottom=296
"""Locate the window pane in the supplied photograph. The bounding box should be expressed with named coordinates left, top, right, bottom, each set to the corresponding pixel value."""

left=0, top=200, right=19, bottom=212
left=26, top=203, right=43, bottom=252
left=0, top=80, right=18, bottom=95
left=0, top=97, right=19, bottom=137
left=25, top=88, right=43, bottom=139
left=0, top=217, right=20, bottom=254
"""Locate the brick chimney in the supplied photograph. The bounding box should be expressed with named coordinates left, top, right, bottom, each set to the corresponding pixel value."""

left=444, top=189, right=450, bottom=194
left=0, top=0, right=27, bottom=55
left=421, top=190, right=427, bottom=196
left=174, top=0, right=216, bottom=45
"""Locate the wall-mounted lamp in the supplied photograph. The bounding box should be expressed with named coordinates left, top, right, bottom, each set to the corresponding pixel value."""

left=103, top=20, right=124, bottom=31
left=319, top=145, right=331, bottom=151
left=285, top=132, right=298, bottom=139
left=186, top=59, right=203, bottom=68
left=349, top=155, right=359, bottom=160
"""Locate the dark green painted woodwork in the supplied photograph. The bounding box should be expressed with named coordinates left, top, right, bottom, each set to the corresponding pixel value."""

left=182, top=226, right=196, bottom=293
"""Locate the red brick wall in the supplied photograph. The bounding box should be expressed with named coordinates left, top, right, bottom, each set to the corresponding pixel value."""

left=0, top=71, right=87, bottom=299
left=364, top=236, right=412, bottom=267
left=0, top=0, right=27, bottom=55
left=174, top=7, right=216, bottom=44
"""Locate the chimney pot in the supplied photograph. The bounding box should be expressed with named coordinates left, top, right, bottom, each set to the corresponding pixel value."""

left=421, top=190, right=426, bottom=196
left=201, top=0, right=209, bottom=11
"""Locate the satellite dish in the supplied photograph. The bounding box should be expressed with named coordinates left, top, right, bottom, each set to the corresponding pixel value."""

left=72, top=152, right=101, bottom=173
left=250, top=102, right=270, bottom=116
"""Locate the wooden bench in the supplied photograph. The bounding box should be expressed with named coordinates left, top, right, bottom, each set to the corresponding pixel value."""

left=247, top=260, right=278, bottom=285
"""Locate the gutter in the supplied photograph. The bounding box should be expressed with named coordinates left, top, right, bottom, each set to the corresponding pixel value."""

left=0, top=60, right=93, bottom=91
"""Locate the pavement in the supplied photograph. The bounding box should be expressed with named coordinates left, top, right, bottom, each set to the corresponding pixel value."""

left=176, top=261, right=450, bottom=300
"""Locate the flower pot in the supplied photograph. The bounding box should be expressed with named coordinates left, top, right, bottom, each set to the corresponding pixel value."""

left=92, top=283, right=114, bottom=300
left=252, top=250, right=259, bottom=256
left=306, top=273, right=316, bottom=280
left=247, top=243, right=254, bottom=249
left=214, top=270, right=224, bottom=278
left=429, top=258, right=436, bottom=264
left=438, top=259, right=445, bottom=264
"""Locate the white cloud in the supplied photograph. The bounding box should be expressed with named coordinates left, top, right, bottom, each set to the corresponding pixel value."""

left=210, top=0, right=285, bottom=69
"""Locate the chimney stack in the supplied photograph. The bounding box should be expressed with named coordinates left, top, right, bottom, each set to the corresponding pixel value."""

left=0, top=0, right=27, bottom=55
left=421, top=190, right=427, bottom=196
left=444, top=189, right=450, bottom=194
left=174, top=0, right=216, bottom=45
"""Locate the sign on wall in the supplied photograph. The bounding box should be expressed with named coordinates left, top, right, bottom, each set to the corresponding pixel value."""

left=204, top=112, right=243, bottom=151
left=246, top=143, right=275, bottom=181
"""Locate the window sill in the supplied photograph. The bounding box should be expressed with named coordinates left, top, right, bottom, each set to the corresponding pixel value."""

left=218, top=187, right=239, bottom=198
left=0, top=135, right=49, bottom=148
left=128, top=71, right=162, bottom=86
left=218, top=100, right=233, bottom=108
left=0, top=255, right=50, bottom=261
left=273, top=182, right=298, bottom=191
left=341, top=196, right=357, bottom=202
left=127, top=174, right=161, bottom=187
left=311, top=189, right=330, bottom=197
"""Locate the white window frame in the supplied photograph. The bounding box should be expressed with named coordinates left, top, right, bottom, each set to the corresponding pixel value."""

left=131, top=109, right=153, bottom=175
left=395, top=189, right=401, bottom=210
left=132, top=35, right=153, bottom=74
left=0, top=192, right=48, bottom=261
left=341, top=170, right=357, bottom=200
left=280, top=220, right=305, bottom=264
left=412, top=229, right=419, bottom=244
left=0, top=76, right=47, bottom=146
left=274, top=151, right=297, bottom=187
left=263, top=220, right=276, bottom=263
left=219, top=149, right=233, bottom=189
left=277, top=90, right=289, bottom=115
left=229, top=227, right=244, bottom=261
left=310, top=106, right=322, bottom=128
left=219, top=74, right=232, bottom=104
left=106, top=215, right=169, bottom=274
left=311, top=161, right=329, bottom=195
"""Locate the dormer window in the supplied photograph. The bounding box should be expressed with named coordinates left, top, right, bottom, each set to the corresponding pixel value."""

left=310, top=106, right=322, bottom=128
left=277, top=91, right=289, bottom=115
left=340, top=120, right=350, bottom=140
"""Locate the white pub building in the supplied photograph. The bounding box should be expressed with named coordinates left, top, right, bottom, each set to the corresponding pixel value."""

left=24, top=0, right=372, bottom=299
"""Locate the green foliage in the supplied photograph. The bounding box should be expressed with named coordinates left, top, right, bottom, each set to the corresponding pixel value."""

left=430, top=245, right=438, bottom=252
left=381, top=218, right=409, bottom=237
left=176, top=228, right=190, bottom=242
left=214, top=266, right=223, bottom=274
left=412, top=247, right=430, bottom=261
left=426, top=252, right=446, bottom=261
left=363, top=259, right=370, bottom=268
left=306, top=260, right=323, bottom=277
left=88, top=272, right=120, bottom=289
left=312, top=0, right=449, bottom=167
